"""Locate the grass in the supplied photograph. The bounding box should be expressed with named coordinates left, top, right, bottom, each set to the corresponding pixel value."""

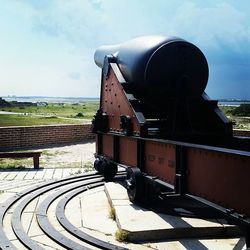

left=42, top=149, right=69, bottom=157
left=115, top=229, right=129, bottom=242
left=70, top=162, right=94, bottom=174
left=219, top=106, right=250, bottom=130
left=0, top=158, right=31, bottom=169
left=0, top=102, right=98, bottom=117
left=1, top=101, right=249, bottom=130
left=0, top=114, right=86, bottom=126
left=0, top=102, right=99, bottom=127
left=83, top=161, right=94, bottom=172
left=73, top=169, right=83, bottom=175
left=109, top=207, right=116, bottom=220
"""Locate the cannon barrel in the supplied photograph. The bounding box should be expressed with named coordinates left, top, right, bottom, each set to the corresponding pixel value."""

left=94, top=35, right=209, bottom=99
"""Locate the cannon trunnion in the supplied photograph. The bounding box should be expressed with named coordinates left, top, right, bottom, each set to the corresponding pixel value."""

left=93, top=36, right=250, bottom=247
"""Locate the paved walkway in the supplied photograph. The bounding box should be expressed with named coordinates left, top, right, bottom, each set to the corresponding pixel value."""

left=0, top=167, right=88, bottom=204
left=0, top=167, right=85, bottom=182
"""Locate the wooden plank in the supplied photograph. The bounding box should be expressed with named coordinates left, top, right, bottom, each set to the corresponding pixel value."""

left=0, top=152, right=41, bottom=169
left=0, top=152, right=41, bottom=158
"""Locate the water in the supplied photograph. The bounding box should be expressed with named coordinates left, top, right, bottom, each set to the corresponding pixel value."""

left=219, top=101, right=250, bottom=106
left=1, top=96, right=99, bottom=103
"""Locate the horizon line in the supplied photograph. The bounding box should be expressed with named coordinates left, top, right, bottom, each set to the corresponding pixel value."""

left=1, top=95, right=99, bottom=99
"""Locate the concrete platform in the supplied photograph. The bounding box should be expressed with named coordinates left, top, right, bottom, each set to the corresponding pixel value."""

left=105, top=182, right=241, bottom=242
left=0, top=175, right=246, bottom=249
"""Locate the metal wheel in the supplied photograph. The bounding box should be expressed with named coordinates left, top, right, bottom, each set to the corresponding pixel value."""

left=126, top=167, right=144, bottom=203
left=94, top=158, right=102, bottom=172
left=103, top=162, right=118, bottom=181
left=94, top=157, right=117, bottom=181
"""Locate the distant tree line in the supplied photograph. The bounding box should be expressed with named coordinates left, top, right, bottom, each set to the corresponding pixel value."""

left=0, top=98, right=38, bottom=107
left=0, top=98, right=10, bottom=107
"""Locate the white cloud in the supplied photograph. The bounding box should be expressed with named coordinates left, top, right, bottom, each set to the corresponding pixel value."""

left=69, top=72, right=81, bottom=80
left=168, top=2, right=248, bottom=50
left=0, top=0, right=250, bottom=98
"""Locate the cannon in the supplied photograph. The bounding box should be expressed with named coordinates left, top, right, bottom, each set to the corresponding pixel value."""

left=92, top=36, right=250, bottom=246
left=94, top=35, right=208, bottom=100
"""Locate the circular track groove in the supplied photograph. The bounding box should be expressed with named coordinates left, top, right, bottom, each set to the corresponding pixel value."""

left=56, top=183, right=128, bottom=250
left=11, top=174, right=102, bottom=249
left=0, top=172, right=128, bottom=250
left=37, top=179, right=103, bottom=250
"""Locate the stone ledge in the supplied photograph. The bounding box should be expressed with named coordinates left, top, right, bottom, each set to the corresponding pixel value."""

left=104, top=182, right=241, bottom=242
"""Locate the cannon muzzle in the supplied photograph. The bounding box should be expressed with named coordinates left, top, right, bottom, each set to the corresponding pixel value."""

left=94, top=35, right=209, bottom=99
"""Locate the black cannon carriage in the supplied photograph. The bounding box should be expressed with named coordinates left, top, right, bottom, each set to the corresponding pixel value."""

left=92, top=35, right=250, bottom=247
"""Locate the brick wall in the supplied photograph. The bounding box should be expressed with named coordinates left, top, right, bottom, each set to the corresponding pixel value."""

left=0, top=124, right=95, bottom=151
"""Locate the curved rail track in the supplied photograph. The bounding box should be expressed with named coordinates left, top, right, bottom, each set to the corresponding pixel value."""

left=0, top=172, right=128, bottom=250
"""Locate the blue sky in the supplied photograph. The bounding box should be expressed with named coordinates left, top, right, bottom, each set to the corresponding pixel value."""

left=0, top=0, right=249, bottom=99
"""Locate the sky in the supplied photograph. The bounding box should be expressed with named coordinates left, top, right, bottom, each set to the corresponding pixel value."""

left=0, top=0, right=250, bottom=99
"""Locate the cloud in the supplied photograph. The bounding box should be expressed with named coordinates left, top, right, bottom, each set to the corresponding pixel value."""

left=20, top=1, right=250, bottom=52
left=1, top=1, right=250, bottom=98
left=69, top=72, right=81, bottom=80
left=88, top=0, right=103, bottom=11
left=20, top=0, right=52, bottom=10
left=169, top=2, right=248, bottom=46
left=30, top=0, right=106, bottom=47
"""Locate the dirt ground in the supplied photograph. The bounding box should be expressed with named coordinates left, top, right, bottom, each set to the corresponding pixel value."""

left=40, top=142, right=96, bottom=169
left=0, top=142, right=96, bottom=170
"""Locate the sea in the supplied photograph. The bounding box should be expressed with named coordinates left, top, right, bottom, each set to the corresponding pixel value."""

left=218, top=100, right=250, bottom=106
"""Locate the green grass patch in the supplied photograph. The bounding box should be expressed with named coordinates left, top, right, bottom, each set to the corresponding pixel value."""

left=73, top=169, right=83, bottom=175
left=0, top=102, right=99, bottom=127
left=232, top=104, right=250, bottom=116
left=42, top=150, right=56, bottom=157
left=220, top=105, right=250, bottom=130
left=83, top=161, right=94, bottom=172
left=0, top=102, right=98, bottom=117
left=0, top=114, right=84, bottom=126
left=0, top=158, right=31, bottom=169
left=109, top=207, right=116, bottom=220
left=42, top=149, right=69, bottom=157
left=115, top=229, right=129, bottom=242
left=69, top=162, right=94, bottom=173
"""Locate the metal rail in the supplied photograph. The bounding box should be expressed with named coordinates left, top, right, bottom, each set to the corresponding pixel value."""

left=0, top=172, right=127, bottom=250
left=56, top=180, right=128, bottom=250
left=12, top=175, right=101, bottom=249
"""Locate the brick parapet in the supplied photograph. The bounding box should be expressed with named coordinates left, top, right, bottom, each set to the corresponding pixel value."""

left=0, top=124, right=95, bottom=151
